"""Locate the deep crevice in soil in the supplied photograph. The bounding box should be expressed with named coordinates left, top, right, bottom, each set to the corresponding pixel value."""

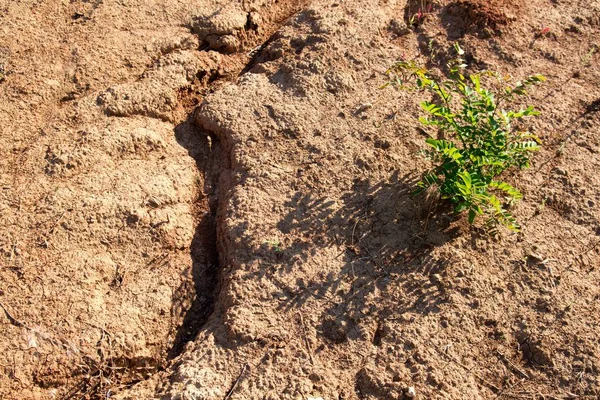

left=72, top=3, right=313, bottom=398
left=168, top=118, right=222, bottom=360
left=164, top=0, right=313, bottom=362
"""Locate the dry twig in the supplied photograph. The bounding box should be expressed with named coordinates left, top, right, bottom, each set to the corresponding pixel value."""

left=298, top=312, right=316, bottom=366
left=224, top=363, right=249, bottom=400
left=0, top=300, right=24, bottom=327
left=495, top=350, right=530, bottom=379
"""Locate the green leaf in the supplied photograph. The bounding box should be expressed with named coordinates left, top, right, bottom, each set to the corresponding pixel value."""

left=458, top=171, right=472, bottom=191
left=490, top=181, right=523, bottom=200
left=421, top=101, right=440, bottom=114
left=442, top=146, right=463, bottom=161
left=517, top=131, right=542, bottom=143
left=468, top=209, right=476, bottom=224
left=420, top=172, right=438, bottom=187
left=455, top=203, right=469, bottom=213
left=509, top=140, right=540, bottom=151
left=522, top=105, right=540, bottom=116
left=418, top=116, right=437, bottom=125
left=425, top=138, right=456, bottom=151
left=470, top=74, right=481, bottom=93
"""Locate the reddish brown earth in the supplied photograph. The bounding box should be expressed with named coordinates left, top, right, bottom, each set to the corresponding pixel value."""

left=1, top=0, right=599, bottom=399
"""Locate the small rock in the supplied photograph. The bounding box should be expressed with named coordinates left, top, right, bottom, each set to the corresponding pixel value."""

left=374, top=138, right=391, bottom=150
left=430, top=273, right=443, bottom=285
left=552, top=167, right=568, bottom=176
left=308, top=372, right=322, bottom=382
left=247, top=11, right=262, bottom=30
left=356, top=103, right=373, bottom=114
left=206, top=34, right=240, bottom=53
left=390, top=19, right=411, bottom=36
left=406, top=386, right=416, bottom=398
left=147, top=196, right=162, bottom=208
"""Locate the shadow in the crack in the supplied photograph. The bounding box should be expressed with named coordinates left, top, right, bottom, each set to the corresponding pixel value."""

left=167, top=116, right=220, bottom=359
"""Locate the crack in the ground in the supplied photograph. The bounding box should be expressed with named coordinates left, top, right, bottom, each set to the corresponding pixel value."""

left=67, top=3, right=312, bottom=399
left=165, top=0, right=313, bottom=362
left=168, top=119, right=222, bottom=360
left=61, top=3, right=313, bottom=399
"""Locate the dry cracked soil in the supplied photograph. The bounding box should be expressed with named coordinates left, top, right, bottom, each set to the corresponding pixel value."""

left=1, top=0, right=600, bottom=399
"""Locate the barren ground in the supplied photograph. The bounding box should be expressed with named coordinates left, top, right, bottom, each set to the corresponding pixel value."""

left=1, top=0, right=599, bottom=399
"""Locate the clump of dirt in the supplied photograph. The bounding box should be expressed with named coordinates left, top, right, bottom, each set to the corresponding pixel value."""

left=190, top=6, right=253, bottom=53
left=515, top=327, right=554, bottom=367
left=190, top=0, right=311, bottom=54
left=441, top=0, right=521, bottom=38
left=97, top=50, right=222, bottom=121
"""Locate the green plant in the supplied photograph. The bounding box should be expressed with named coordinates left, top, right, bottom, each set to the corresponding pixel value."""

left=385, top=44, right=545, bottom=232
left=264, top=240, right=283, bottom=253
left=581, top=44, right=598, bottom=67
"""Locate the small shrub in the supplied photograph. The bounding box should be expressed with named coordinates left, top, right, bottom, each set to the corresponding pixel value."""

left=385, top=44, right=545, bottom=233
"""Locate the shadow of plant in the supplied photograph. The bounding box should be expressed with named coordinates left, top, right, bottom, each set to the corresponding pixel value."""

left=239, top=171, right=460, bottom=345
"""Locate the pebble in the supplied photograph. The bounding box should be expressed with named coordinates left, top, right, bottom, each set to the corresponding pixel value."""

left=553, top=167, right=568, bottom=176
left=356, top=103, right=372, bottom=114
left=430, top=273, right=443, bottom=285
left=389, top=19, right=411, bottom=36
